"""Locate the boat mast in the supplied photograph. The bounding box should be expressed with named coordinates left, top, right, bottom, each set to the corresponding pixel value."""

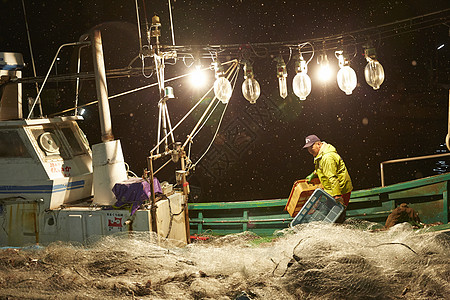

left=91, top=30, right=114, bottom=142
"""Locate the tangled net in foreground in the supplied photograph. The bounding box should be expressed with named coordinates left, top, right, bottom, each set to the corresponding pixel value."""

left=0, top=221, right=449, bottom=299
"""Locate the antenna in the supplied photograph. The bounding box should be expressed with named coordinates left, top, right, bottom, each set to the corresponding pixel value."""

left=168, top=0, right=176, bottom=46
left=21, top=0, right=43, bottom=117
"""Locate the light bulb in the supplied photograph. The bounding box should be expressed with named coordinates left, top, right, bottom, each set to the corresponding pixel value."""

left=242, top=61, right=260, bottom=104
left=318, top=64, right=333, bottom=82
left=242, top=78, right=260, bottom=104
left=336, top=51, right=357, bottom=95
left=317, top=54, right=333, bottom=82
left=293, top=72, right=311, bottom=100
left=189, top=65, right=207, bottom=88
left=214, top=77, right=232, bottom=104
left=337, top=66, right=357, bottom=95
left=364, top=59, right=384, bottom=90
left=213, top=60, right=232, bottom=104
left=276, top=57, right=288, bottom=99
left=278, top=77, right=288, bottom=99
left=293, top=56, right=311, bottom=100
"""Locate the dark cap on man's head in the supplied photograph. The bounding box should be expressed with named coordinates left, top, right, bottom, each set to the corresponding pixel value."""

left=302, top=135, right=321, bottom=148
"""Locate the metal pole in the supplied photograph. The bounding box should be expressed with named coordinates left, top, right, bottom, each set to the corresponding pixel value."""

left=180, top=155, right=190, bottom=243
left=91, top=30, right=114, bottom=142
left=446, top=89, right=450, bottom=151
left=21, top=0, right=43, bottom=117
left=167, top=0, right=176, bottom=46
left=75, top=44, right=88, bottom=116
left=147, top=156, right=158, bottom=234
left=134, top=0, right=143, bottom=54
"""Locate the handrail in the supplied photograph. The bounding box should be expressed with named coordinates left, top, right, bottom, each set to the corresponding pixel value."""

left=27, top=41, right=90, bottom=119
left=380, top=153, right=450, bottom=187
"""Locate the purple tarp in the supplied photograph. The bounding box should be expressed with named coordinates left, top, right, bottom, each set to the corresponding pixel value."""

left=112, top=177, right=162, bottom=215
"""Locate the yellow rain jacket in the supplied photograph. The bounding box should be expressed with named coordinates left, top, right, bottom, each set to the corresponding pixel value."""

left=314, top=142, right=353, bottom=196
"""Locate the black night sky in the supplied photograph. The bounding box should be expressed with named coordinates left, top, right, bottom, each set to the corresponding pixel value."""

left=2, top=1, right=450, bottom=202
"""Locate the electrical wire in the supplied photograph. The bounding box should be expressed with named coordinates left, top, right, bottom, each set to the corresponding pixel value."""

left=48, top=68, right=196, bottom=117
left=188, top=61, right=239, bottom=141
left=150, top=60, right=237, bottom=154
left=190, top=61, right=240, bottom=170
left=191, top=100, right=221, bottom=141
left=155, top=8, right=449, bottom=58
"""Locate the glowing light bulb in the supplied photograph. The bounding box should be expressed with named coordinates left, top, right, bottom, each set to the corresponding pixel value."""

left=242, top=62, right=260, bottom=104
left=214, top=77, right=232, bottom=104
left=364, top=47, right=384, bottom=90
left=276, top=57, right=288, bottom=99
left=292, top=56, right=311, bottom=100
left=317, top=54, right=333, bottom=82
left=364, top=59, right=384, bottom=90
left=213, top=61, right=232, bottom=104
left=242, top=78, right=260, bottom=104
left=364, top=58, right=385, bottom=90
left=189, top=65, right=207, bottom=88
left=293, top=73, right=311, bottom=100
left=278, top=77, right=287, bottom=99
left=336, top=51, right=357, bottom=95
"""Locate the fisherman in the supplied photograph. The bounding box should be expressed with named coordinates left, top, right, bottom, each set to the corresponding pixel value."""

left=303, top=135, right=353, bottom=223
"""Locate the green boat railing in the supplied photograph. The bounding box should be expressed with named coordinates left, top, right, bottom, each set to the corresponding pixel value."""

left=189, top=173, right=450, bottom=236
left=188, top=199, right=292, bottom=236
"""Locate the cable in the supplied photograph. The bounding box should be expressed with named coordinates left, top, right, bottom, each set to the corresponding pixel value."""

left=190, top=62, right=240, bottom=170
left=48, top=69, right=196, bottom=117
left=191, top=100, right=221, bottom=140
left=160, top=194, right=185, bottom=238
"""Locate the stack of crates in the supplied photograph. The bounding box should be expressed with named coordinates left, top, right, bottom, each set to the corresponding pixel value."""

left=284, top=178, right=323, bottom=217
left=290, top=188, right=345, bottom=227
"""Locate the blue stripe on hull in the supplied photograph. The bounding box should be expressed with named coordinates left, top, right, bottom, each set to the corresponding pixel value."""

left=0, top=180, right=85, bottom=194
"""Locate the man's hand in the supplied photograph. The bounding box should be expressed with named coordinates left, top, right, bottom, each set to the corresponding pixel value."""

left=305, top=172, right=316, bottom=183
left=334, top=195, right=346, bottom=207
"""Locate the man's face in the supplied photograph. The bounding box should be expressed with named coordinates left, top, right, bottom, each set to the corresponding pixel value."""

left=307, top=142, right=321, bottom=157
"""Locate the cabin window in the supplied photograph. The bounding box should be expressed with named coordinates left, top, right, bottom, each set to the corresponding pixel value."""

left=60, top=127, right=85, bottom=156
left=0, top=131, right=31, bottom=158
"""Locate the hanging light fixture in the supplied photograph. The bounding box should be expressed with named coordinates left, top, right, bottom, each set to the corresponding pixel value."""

left=317, top=53, right=333, bottom=82
left=213, top=60, right=232, bottom=104
left=292, top=53, right=311, bottom=101
left=335, top=50, right=357, bottom=95
left=364, top=47, right=385, bottom=90
left=189, top=60, right=208, bottom=88
left=275, top=56, right=288, bottom=99
left=241, top=61, right=260, bottom=104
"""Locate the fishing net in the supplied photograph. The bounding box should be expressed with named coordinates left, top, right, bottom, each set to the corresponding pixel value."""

left=0, top=220, right=449, bottom=299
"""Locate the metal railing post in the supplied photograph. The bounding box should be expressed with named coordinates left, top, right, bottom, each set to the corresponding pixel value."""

left=380, top=153, right=450, bottom=187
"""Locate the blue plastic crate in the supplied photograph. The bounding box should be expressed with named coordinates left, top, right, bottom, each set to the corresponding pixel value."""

left=290, top=188, right=345, bottom=227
